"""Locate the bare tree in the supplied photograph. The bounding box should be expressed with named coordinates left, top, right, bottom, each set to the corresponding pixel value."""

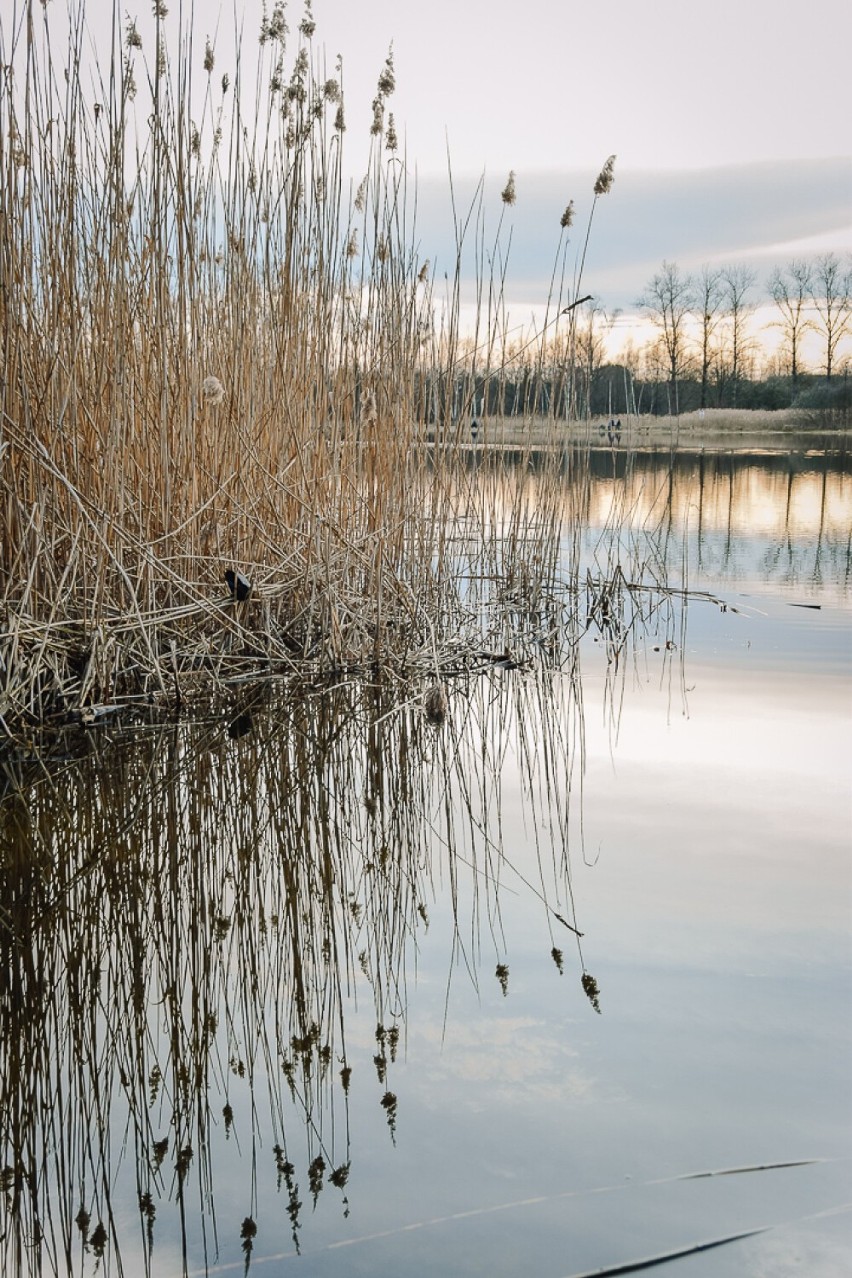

left=619, top=337, right=643, bottom=414
left=574, top=303, right=611, bottom=417
left=767, top=260, right=814, bottom=385
left=693, top=265, right=724, bottom=409
left=637, top=261, right=693, bottom=414
left=640, top=338, right=669, bottom=416
left=720, top=265, right=757, bottom=406
left=811, top=253, right=852, bottom=379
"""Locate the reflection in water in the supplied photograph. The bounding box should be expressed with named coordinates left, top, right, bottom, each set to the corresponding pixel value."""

left=580, top=446, right=850, bottom=594
left=1, top=646, right=637, bottom=1275
left=463, top=444, right=851, bottom=595
left=2, top=443, right=848, bottom=1276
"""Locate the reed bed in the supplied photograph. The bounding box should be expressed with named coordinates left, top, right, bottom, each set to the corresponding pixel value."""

left=0, top=2, right=613, bottom=741
left=632, top=407, right=835, bottom=433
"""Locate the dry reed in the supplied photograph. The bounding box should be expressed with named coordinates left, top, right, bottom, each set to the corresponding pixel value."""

left=0, top=3, right=619, bottom=742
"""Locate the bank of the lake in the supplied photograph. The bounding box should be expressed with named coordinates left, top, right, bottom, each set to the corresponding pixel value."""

left=431, top=409, right=851, bottom=454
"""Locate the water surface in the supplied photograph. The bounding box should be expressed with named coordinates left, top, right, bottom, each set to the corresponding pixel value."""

left=2, top=440, right=850, bottom=1277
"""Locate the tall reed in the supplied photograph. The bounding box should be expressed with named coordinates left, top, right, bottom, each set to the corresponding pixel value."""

left=0, top=3, right=617, bottom=737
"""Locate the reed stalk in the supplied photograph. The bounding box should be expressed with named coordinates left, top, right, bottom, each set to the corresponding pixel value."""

left=0, top=3, right=618, bottom=741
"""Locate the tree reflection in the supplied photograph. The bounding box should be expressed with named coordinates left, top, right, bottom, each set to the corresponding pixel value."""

left=576, top=445, right=851, bottom=593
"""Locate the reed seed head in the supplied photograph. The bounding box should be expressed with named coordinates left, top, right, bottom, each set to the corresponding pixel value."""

left=593, top=154, right=616, bottom=196
left=581, top=971, right=602, bottom=1012
left=385, top=113, right=398, bottom=151
left=10, top=126, right=27, bottom=169
left=425, top=682, right=448, bottom=724
left=299, top=2, right=316, bottom=38
left=362, top=389, right=378, bottom=426
left=202, top=376, right=225, bottom=406
left=90, top=1224, right=108, bottom=1260
left=204, top=39, right=214, bottom=73
left=501, top=171, right=516, bottom=206
left=261, top=2, right=288, bottom=45
left=377, top=49, right=395, bottom=97
left=126, top=21, right=142, bottom=50
left=560, top=200, right=574, bottom=229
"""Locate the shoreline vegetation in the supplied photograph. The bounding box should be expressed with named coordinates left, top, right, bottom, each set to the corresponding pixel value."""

left=0, top=1, right=617, bottom=741
left=425, top=407, right=851, bottom=451
left=0, top=4, right=846, bottom=744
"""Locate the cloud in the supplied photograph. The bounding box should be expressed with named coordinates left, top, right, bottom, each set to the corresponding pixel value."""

left=412, top=158, right=852, bottom=315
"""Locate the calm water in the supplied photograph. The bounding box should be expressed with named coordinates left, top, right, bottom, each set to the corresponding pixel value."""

left=2, top=442, right=850, bottom=1277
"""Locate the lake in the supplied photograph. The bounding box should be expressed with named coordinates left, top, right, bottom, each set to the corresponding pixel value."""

left=1, top=438, right=850, bottom=1277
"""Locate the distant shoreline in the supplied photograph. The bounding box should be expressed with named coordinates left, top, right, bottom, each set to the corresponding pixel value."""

left=425, top=408, right=850, bottom=452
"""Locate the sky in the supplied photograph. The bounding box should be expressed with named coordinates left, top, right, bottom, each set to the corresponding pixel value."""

left=294, top=0, right=851, bottom=176
left=290, top=0, right=852, bottom=343
left=13, top=0, right=852, bottom=356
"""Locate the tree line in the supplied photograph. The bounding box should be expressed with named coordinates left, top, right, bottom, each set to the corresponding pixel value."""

left=633, top=254, right=852, bottom=415
left=411, top=254, right=851, bottom=427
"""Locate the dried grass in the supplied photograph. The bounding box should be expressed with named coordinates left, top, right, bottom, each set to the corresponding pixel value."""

left=0, top=5, right=625, bottom=742
left=0, top=8, right=465, bottom=730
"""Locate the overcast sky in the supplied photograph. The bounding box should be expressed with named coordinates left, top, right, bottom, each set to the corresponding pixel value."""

left=17, top=0, right=852, bottom=338
left=293, top=0, right=851, bottom=339
left=198, top=0, right=845, bottom=176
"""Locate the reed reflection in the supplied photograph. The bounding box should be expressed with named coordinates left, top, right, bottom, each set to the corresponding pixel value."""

left=2, top=618, right=651, bottom=1277
left=3, top=442, right=841, bottom=1276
